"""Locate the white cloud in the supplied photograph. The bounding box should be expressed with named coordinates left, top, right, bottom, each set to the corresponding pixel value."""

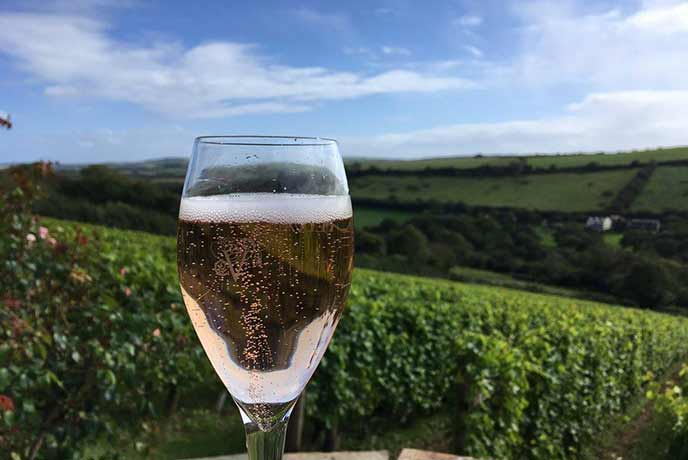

left=463, top=45, right=483, bottom=58
left=627, top=2, right=688, bottom=32
left=293, top=8, right=351, bottom=32
left=342, top=90, right=688, bottom=158
left=343, top=46, right=372, bottom=56
left=515, top=1, right=688, bottom=87
left=381, top=46, right=411, bottom=56
left=0, top=13, right=475, bottom=118
left=453, top=15, right=482, bottom=27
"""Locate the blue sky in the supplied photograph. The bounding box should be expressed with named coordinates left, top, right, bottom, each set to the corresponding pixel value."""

left=1, top=0, right=688, bottom=163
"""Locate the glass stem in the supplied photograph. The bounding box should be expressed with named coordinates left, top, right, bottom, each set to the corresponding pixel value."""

left=244, top=417, right=290, bottom=460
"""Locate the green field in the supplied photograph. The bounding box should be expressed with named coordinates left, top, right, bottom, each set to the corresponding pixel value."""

left=603, top=233, right=624, bottom=248
left=349, top=155, right=518, bottom=171
left=354, top=206, right=417, bottom=228
left=527, top=147, right=688, bottom=168
left=631, top=165, right=688, bottom=212
left=350, top=168, right=638, bottom=211
left=448, top=266, right=594, bottom=299
left=348, top=146, right=688, bottom=171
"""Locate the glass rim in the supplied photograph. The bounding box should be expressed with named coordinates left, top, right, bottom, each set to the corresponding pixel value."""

left=195, top=135, right=338, bottom=147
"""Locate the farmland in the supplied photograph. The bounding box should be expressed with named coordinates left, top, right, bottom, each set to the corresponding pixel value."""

left=631, top=165, right=688, bottom=212
left=5, top=162, right=688, bottom=460
left=7, top=215, right=688, bottom=460
left=353, top=206, right=418, bottom=228
left=26, top=159, right=688, bottom=309
left=348, top=146, right=688, bottom=171
left=350, top=168, right=638, bottom=211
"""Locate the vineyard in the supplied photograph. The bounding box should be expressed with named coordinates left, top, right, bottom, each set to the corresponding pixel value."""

left=1, top=168, right=687, bottom=460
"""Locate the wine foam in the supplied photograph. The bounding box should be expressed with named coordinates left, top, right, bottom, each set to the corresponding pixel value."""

left=179, top=193, right=352, bottom=224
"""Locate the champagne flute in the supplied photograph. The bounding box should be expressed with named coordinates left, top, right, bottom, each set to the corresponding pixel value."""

left=177, top=136, right=354, bottom=460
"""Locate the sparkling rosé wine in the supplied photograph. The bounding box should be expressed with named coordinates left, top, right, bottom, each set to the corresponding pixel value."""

left=177, top=194, right=354, bottom=429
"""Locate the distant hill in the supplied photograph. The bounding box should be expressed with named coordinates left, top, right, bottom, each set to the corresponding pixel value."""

left=346, top=146, right=688, bottom=213
left=36, top=145, right=688, bottom=214
left=346, top=146, right=688, bottom=171
left=53, top=157, right=189, bottom=181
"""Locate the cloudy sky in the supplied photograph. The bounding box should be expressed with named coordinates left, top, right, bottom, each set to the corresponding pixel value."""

left=1, top=0, right=688, bottom=163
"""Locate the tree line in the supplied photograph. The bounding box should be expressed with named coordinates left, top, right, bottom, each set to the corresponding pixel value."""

left=18, top=163, right=688, bottom=310
left=356, top=212, right=688, bottom=309
left=347, top=158, right=688, bottom=179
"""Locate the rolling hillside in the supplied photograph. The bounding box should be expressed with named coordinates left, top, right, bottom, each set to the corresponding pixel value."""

left=349, top=146, right=688, bottom=171
left=350, top=168, right=638, bottom=211
left=632, top=165, right=688, bottom=212
left=34, top=217, right=688, bottom=460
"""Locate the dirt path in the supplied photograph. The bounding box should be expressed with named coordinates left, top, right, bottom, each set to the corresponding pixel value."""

left=600, top=401, right=655, bottom=460
left=593, top=363, right=684, bottom=460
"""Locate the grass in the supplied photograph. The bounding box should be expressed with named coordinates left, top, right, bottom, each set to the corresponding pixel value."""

left=350, top=169, right=638, bottom=211
left=354, top=206, right=417, bottom=229
left=582, top=361, right=688, bottom=460
left=527, top=146, right=688, bottom=168
left=631, top=165, right=688, bottom=212
left=83, top=407, right=454, bottom=460
left=82, top=408, right=246, bottom=460
left=579, top=390, right=653, bottom=460
left=535, top=226, right=557, bottom=248
left=341, top=412, right=454, bottom=459
left=348, top=156, right=518, bottom=171
left=447, top=266, right=608, bottom=301
left=348, top=146, right=688, bottom=172
left=603, top=233, right=623, bottom=248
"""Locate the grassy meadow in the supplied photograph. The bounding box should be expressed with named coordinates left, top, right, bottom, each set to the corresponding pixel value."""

left=350, top=168, right=638, bottom=211
left=349, top=146, right=688, bottom=171
left=353, top=206, right=418, bottom=228
left=632, top=165, right=688, bottom=212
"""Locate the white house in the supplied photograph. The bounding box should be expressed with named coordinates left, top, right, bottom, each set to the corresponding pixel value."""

left=585, top=216, right=612, bottom=232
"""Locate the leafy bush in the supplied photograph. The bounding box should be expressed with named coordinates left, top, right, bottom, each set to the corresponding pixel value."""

left=32, top=166, right=180, bottom=235
left=387, top=225, right=431, bottom=262
left=354, top=230, right=386, bottom=255
left=0, top=166, right=206, bottom=459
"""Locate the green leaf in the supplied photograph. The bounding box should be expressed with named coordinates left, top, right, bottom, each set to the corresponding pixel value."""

left=0, top=368, right=9, bottom=391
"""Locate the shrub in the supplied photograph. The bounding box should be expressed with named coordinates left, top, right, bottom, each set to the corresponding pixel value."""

left=387, top=225, right=431, bottom=262
left=355, top=230, right=386, bottom=255
left=0, top=166, right=205, bottom=459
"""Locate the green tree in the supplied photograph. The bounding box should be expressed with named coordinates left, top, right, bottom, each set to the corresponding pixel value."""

left=355, top=230, right=386, bottom=255
left=621, top=261, right=676, bottom=307
left=387, top=224, right=431, bottom=262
